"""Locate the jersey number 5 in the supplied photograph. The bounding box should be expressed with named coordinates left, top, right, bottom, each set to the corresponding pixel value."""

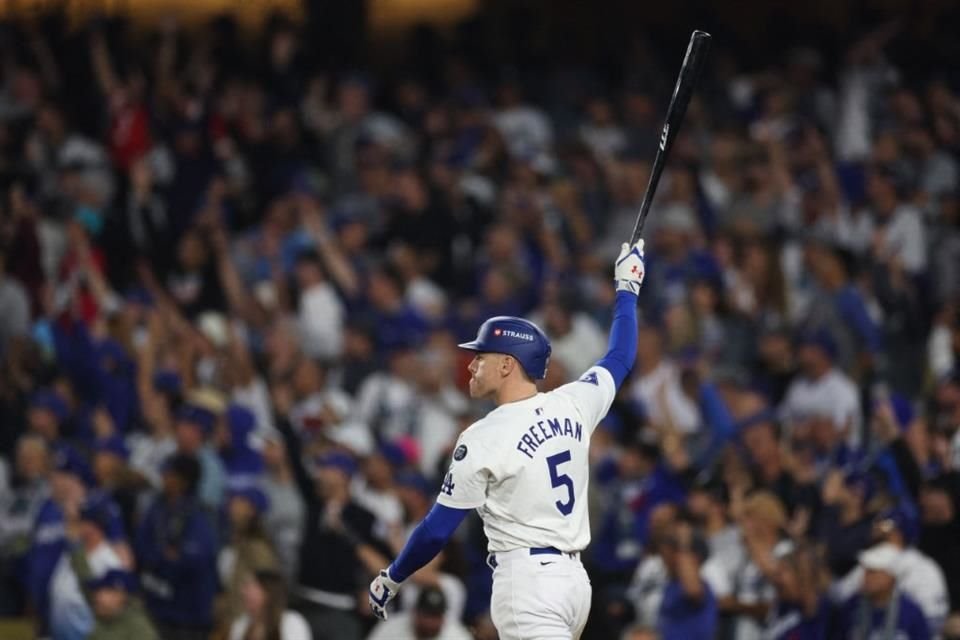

left=546, top=450, right=575, bottom=516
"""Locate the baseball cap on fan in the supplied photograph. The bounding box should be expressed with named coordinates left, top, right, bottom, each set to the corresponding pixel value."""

left=79, top=494, right=117, bottom=533
left=30, top=389, right=70, bottom=423
left=93, top=435, right=130, bottom=461
left=796, top=329, right=838, bottom=361
left=859, top=543, right=903, bottom=575
left=314, top=451, right=358, bottom=477
left=175, top=404, right=218, bottom=436
left=53, top=445, right=95, bottom=487
left=874, top=506, right=920, bottom=544
left=86, top=568, right=137, bottom=593
left=415, top=586, right=448, bottom=616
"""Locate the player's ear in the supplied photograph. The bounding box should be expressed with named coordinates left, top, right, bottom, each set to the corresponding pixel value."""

left=500, top=355, right=515, bottom=378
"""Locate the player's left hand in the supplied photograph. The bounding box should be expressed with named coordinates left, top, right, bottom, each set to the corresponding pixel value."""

left=615, top=239, right=646, bottom=295
left=368, top=568, right=401, bottom=621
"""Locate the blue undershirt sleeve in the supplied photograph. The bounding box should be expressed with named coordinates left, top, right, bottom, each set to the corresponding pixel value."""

left=596, top=291, right=639, bottom=389
left=388, top=503, right=471, bottom=583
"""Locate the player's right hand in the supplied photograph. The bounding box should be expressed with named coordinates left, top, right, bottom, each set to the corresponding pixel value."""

left=615, top=240, right=646, bottom=295
left=368, top=568, right=401, bottom=621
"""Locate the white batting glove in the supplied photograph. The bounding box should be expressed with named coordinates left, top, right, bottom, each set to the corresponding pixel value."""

left=368, top=568, right=401, bottom=621
left=615, top=240, right=646, bottom=295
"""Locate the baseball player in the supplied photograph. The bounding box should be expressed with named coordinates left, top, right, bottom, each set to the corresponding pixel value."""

left=369, top=239, right=646, bottom=639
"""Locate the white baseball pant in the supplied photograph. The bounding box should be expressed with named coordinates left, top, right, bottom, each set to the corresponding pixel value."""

left=488, top=548, right=592, bottom=640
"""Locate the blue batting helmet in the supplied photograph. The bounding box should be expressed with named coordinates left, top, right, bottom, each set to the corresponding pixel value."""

left=458, top=316, right=552, bottom=379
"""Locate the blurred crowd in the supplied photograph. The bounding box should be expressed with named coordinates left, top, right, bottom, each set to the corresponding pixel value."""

left=0, top=9, right=959, bottom=640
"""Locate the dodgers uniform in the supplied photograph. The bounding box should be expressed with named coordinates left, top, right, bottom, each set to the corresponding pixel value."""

left=369, top=240, right=645, bottom=640
left=437, top=366, right=617, bottom=637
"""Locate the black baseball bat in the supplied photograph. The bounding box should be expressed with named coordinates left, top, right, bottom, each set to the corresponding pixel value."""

left=629, top=30, right=711, bottom=244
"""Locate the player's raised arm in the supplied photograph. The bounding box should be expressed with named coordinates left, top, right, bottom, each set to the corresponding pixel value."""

left=551, top=239, right=645, bottom=434
left=548, top=239, right=644, bottom=436
left=595, top=239, right=645, bottom=389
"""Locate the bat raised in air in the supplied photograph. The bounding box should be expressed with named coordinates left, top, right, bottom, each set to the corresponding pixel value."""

left=629, top=29, right=712, bottom=244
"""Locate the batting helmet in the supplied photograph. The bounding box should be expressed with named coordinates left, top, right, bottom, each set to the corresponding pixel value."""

left=458, top=316, right=552, bottom=379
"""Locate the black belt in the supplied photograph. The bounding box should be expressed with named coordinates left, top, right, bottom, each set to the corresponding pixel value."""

left=487, top=547, right=578, bottom=569
left=530, top=546, right=565, bottom=556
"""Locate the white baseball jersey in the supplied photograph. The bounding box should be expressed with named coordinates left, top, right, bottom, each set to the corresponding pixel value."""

left=435, top=365, right=616, bottom=552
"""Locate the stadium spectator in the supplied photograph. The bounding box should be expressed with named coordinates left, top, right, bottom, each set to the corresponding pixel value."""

left=86, top=569, right=159, bottom=640
left=735, top=406, right=818, bottom=522
left=628, top=324, right=701, bottom=435
left=626, top=502, right=680, bottom=628
left=781, top=331, right=862, bottom=452
left=725, top=490, right=793, bottom=640
left=136, top=453, right=218, bottom=640
left=172, top=403, right=227, bottom=510
left=216, top=486, right=280, bottom=631
left=800, top=240, right=882, bottom=375
left=0, top=435, right=50, bottom=613
left=533, top=292, right=608, bottom=376
left=366, top=585, right=472, bottom=640
left=220, top=404, right=265, bottom=490
left=92, top=434, right=139, bottom=534
left=49, top=494, right=126, bottom=640
left=26, top=445, right=97, bottom=633
left=261, top=431, right=306, bottom=581
left=276, top=412, right=386, bottom=640
left=26, top=388, right=70, bottom=444
left=408, top=341, right=469, bottom=476
left=355, top=343, right=423, bottom=444
left=689, top=476, right=746, bottom=639
left=764, top=544, right=830, bottom=640
left=228, top=569, right=312, bottom=640
left=919, top=472, right=960, bottom=612
left=870, top=507, right=949, bottom=632
left=394, top=548, right=469, bottom=626
left=864, top=165, right=928, bottom=276
left=352, top=442, right=406, bottom=536
left=295, top=248, right=345, bottom=362
left=834, top=544, right=931, bottom=640
left=816, top=470, right=876, bottom=601
left=0, top=247, right=30, bottom=355
left=657, top=519, right=717, bottom=638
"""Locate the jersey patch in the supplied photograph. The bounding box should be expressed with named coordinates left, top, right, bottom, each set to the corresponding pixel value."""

left=453, top=444, right=468, bottom=461
left=579, top=371, right=599, bottom=386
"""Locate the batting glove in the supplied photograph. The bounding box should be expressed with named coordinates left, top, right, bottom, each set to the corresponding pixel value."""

left=368, top=568, right=401, bottom=621
left=615, top=240, right=646, bottom=295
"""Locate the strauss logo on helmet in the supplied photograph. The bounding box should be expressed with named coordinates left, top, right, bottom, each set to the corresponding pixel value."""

left=494, top=327, right=534, bottom=341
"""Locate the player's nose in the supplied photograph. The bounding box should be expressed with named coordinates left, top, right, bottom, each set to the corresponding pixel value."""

left=467, top=357, right=478, bottom=374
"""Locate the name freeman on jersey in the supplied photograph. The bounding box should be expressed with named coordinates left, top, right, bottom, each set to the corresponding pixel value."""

left=516, top=417, right=583, bottom=459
